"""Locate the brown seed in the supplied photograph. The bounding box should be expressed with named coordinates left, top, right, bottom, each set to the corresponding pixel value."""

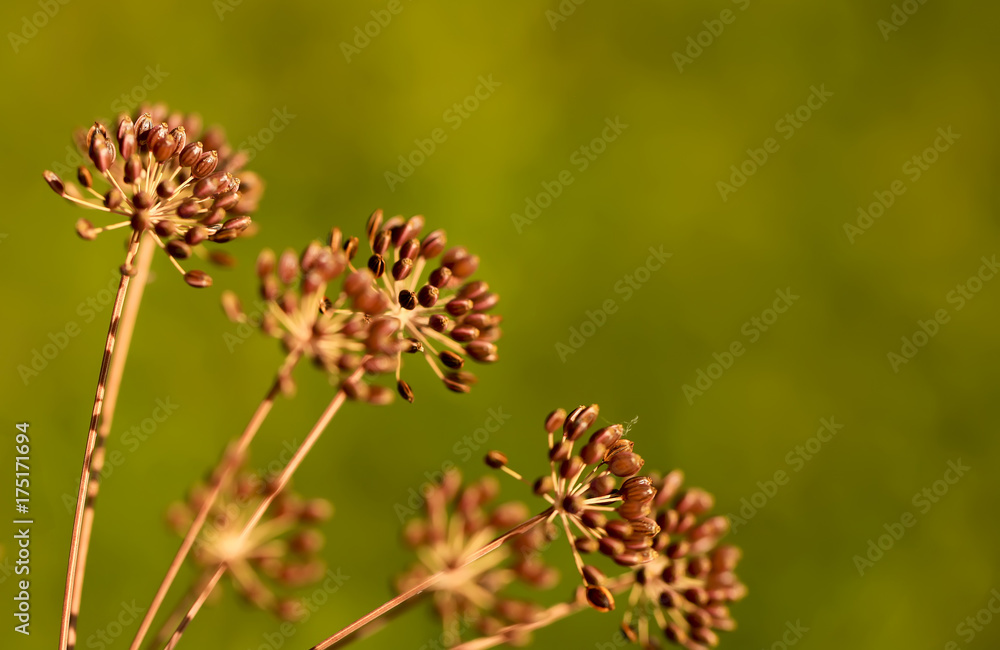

left=43, top=171, right=64, bottom=195
left=458, top=280, right=489, bottom=300
left=76, top=166, right=93, bottom=189
left=609, top=452, right=645, bottom=478
left=420, top=229, right=446, bottom=258
left=443, top=377, right=471, bottom=394
left=544, top=408, right=567, bottom=434
left=484, top=450, right=507, bottom=468
left=367, top=254, right=385, bottom=278
left=603, top=438, right=635, bottom=462
left=548, top=440, right=570, bottom=462
left=169, top=126, right=187, bottom=157
left=580, top=442, right=606, bottom=465
left=450, top=325, right=479, bottom=342
left=145, top=123, right=168, bottom=154
left=396, top=380, right=414, bottom=403
left=589, top=424, right=623, bottom=447
left=439, top=350, right=464, bottom=369
left=192, top=150, right=219, bottom=178
left=185, top=225, right=208, bottom=246
left=446, top=298, right=473, bottom=316
left=416, top=284, right=439, bottom=308
left=154, top=220, right=177, bottom=238
left=399, top=238, right=420, bottom=260
left=429, top=314, right=450, bottom=332
left=532, top=476, right=553, bottom=495
left=392, top=258, right=413, bottom=281
left=365, top=208, right=383, bottom=244
left=620, top=476, right=657, bottom=503
left=598, top=537, right=625, bottom=557
left=117, top=115, right=135, bottom=159
left=75, top=218, right=97, bottom=240
left=560, top=456, right=585, bottom=479
left=166, top=240, right=191, bottom=259
left=152, top=132, right=177, bottom=162
left=123, top=155, right=142, bottom=184
left=428, top=266, right=452, bottom=288
left=588, top=475, right=617, bottom=497
left=581, top=565, right=606, bottom=586
left=575, top=537, right=599, bottom=554
left=184, top=270, right=213, bottom=288
left=134, top=112, right=153, bottom=145
left=179, top=141, right=203, bottom=167
left=398, top=290, right=416, bottom=310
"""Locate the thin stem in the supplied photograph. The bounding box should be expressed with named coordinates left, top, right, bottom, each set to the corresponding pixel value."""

left=60, top=229, right=142, bottom=650
left=70, top=231, right=155, bottom=637
left=163, top=362, right=367, bottom=650
left=310, top=510, right=553, bottom=650
left=129, top=350, right=303, bottom=650
left=148, top=571, right=214, bottom=650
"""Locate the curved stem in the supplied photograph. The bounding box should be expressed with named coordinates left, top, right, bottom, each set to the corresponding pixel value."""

left=129, top=350, right=302, bottom=650
left=60, top=230, right=142, bottom=650
left=163, top=363, right=368, bottom=650
left=71, top=230, right=155, bottom=636
left=310, top=510, right=553, bottom=650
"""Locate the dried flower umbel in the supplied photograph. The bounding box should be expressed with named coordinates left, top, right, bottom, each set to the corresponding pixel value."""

left=223, top=229, right=390, bottom=400
left=486, top=405, right=660, bottom=613
left=165, top=468, right=333, bottom=623
left=398, top=470, right=557, bottom=647
left=619, top=471, right=746, bottom=650
left=43, top=103, right=262, bottom=287
left=349, top=209, right=502, bottom=401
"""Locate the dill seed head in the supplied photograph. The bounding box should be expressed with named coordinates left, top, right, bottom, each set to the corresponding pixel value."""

left=223, top=230, right=385, bottom=396
left=348, top=210, right=502, bottom=400
left=486, top=405, right=660, bottom=612
left=166, top=465, right=332, bottom=621
left=43, top=103, right=263, bottom=287
left=618, top=470, right=746, bottom=648
left=397, top=470, right=556, bottom=644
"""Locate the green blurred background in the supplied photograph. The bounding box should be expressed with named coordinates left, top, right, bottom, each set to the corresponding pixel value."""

left=2, top=0, right=999, bottom=648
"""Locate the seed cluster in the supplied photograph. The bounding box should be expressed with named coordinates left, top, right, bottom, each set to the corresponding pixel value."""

left=166, top=469, right=332, bottom=621
left=354, top=209, right=502, bottom=401
left=397, top=470, right=556, bottom=646
left=620, top=471, right=746, bottom=649
left=486, top=405, right=660, bottom=613
left=43, top=104, right=262, bottom=287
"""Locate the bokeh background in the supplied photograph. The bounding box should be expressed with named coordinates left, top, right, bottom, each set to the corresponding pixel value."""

left=2, top=1, right=999, bottom=648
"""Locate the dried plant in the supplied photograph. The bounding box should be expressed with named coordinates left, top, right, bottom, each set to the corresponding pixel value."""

left=44, top=101, right=743, bottom=650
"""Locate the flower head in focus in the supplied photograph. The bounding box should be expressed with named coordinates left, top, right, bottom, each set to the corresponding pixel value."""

left=345, top=210, right=502, bottom=401
left=397, top=469, right=557, bottom=647
left=43, top=103, right=263, bottom=287
left=618, top=471, right=746, bottom=649
left=166, top=467, right=333, bottom=621
left=486, top=405, right=661, bottom=614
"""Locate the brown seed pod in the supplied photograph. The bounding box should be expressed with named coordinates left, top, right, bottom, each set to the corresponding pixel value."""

left=585, top=585, right=615, bottom=612
left=183, top=270, right=213, bottom=288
